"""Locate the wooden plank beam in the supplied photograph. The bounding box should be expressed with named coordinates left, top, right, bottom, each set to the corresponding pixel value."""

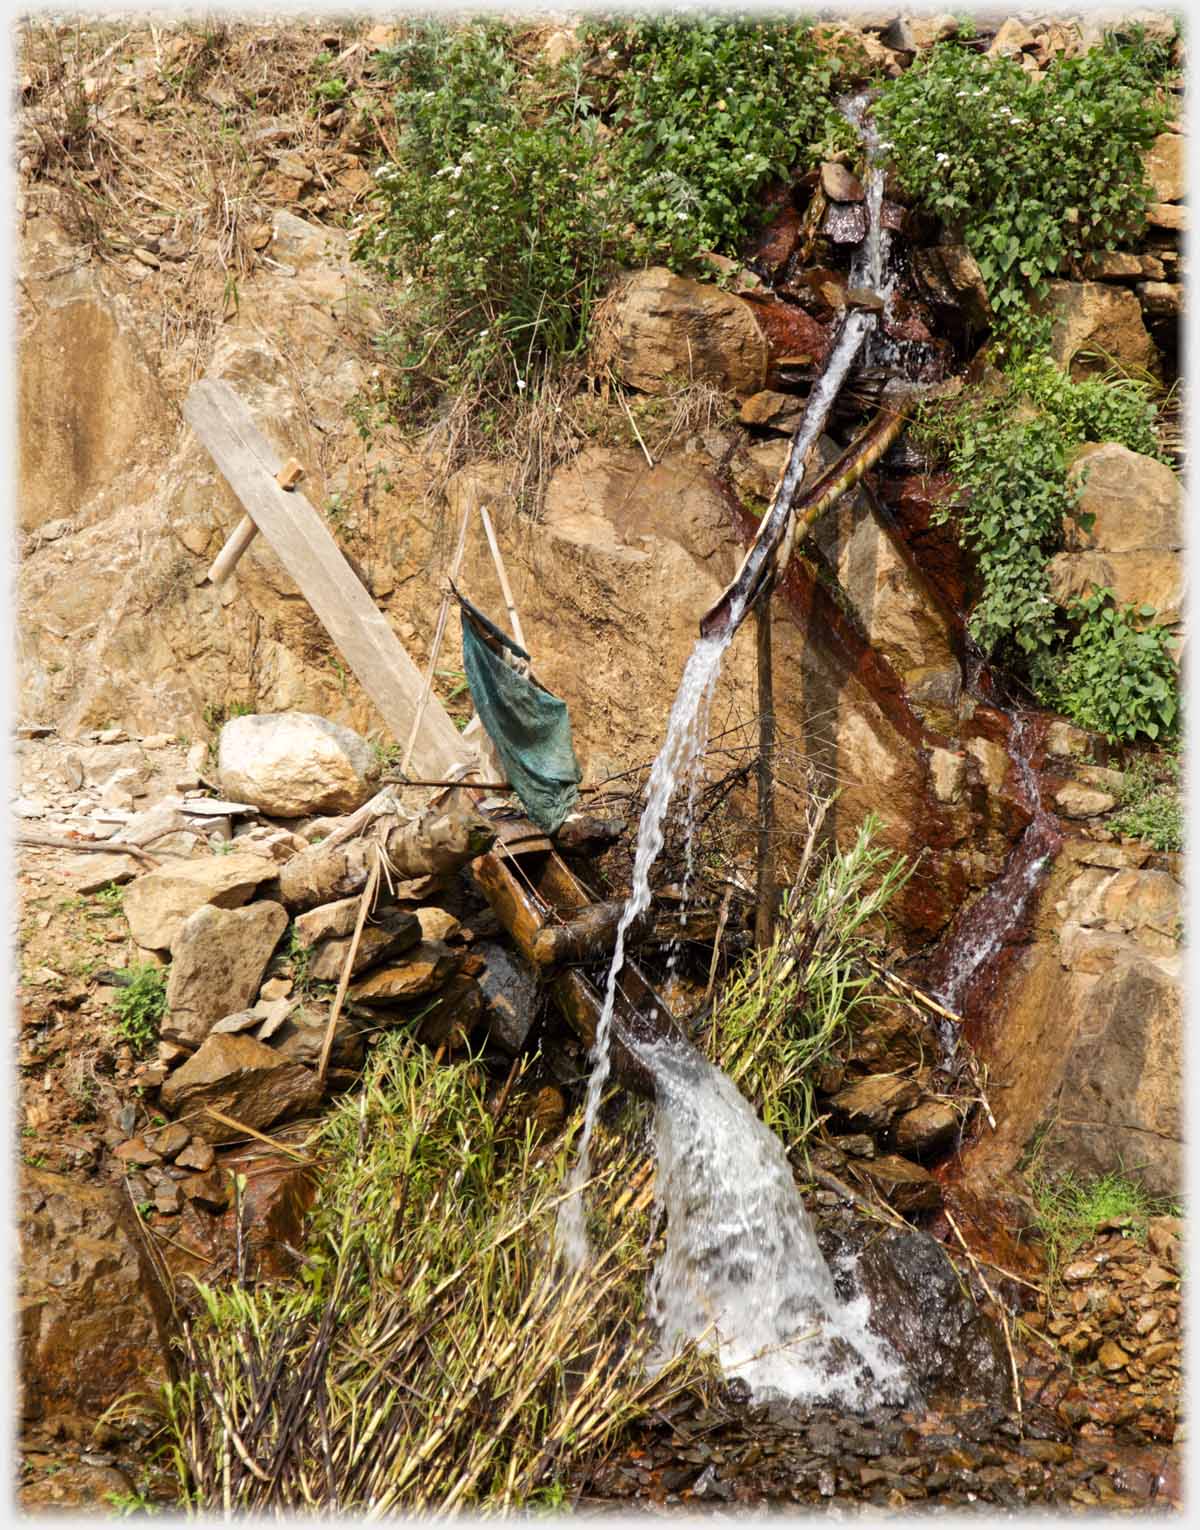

left=183, top=378, right=473, bottom=781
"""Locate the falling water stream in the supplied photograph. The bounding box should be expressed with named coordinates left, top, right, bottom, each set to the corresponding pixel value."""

left=925, top=712, right=1063, bottom=1019
left=558, top=95, right=912, bottom=1405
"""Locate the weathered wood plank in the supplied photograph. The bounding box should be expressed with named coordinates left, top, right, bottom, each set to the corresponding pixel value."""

left=183, top=379, right=472, bottom=780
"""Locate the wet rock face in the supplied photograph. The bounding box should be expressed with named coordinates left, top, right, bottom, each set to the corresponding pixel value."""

left=18, top=1168, right=173, bottom=1436
left=956, top=843, right=1183, bottom=1201
left=827, top=1226, right=1011, bottom=1410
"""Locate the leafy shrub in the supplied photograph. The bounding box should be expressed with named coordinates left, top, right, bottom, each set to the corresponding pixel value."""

left=356, top=22, right=620, bottom=406
left=1034, top=587, right=1180, bottom=744
left=1107, top=752, right=1183, bottom=852
left=916, top=356, right=1165, bottom=658
left=589, top=15, right=851, bottom=266
left=355, top=17, right=856, bottom=409
left=876, top=33, right=1170, bottom=334
left=112, top=963, right=168, bottom=1055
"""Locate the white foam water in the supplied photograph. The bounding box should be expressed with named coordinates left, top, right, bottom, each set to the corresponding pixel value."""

left=641, top=1040, right=908, bottom=1406
left=556, top=628, right=736, bottom=1267
left=556, top=89, right=912, bottom=1407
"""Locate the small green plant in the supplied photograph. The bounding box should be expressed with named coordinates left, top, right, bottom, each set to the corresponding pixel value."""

left=1027, top=1161, right=1179, bottom=1276
left=94, top=882, right=124, bottom=917
left=707, top=808, right=912, bottom=1143
left=1108, top=752, right=1182, bottom=851
left=875, top=31, right=1171, bottom=340
left=915, top=353, right=1166, bottom=662
left=112, top=964, right=168, bottom=1055
left=310, top=49, right=350, bottom=106
left=1035, top=588, right=1180, bottom=744
left=285, top=922, right=313, bottom=994
left=371, top=738, right=404, bottom=772
left=203, top=699, right=254, bottom=731
left=105, top=1486, right=161, bottom=1517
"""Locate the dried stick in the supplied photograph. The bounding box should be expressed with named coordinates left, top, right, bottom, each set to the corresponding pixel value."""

left=15, top=832, right=162, bottom=867
left=478, top=505, right=526, bottom=652
left=318, top=846, right=381, bottom=1088
left=609, top=366, right=655, bottom=468
left=202, top=1108, right=313, bottom=1164
left=703, top=887, right=733, bottom=1003
left=944, top=1206, right=1023, bottom=1427
left=754, top=575, right=777, bottom=949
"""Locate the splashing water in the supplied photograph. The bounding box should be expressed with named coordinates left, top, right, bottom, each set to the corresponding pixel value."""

left=641, top=1039, right=909, bottom=1406
left=557, top=292, right=878, bottom=1269
left=556, top=627, right=736, bottom=1266
left=557, top=89, right=912, bottom=1407
left=843, top=91, right=893, bottom=301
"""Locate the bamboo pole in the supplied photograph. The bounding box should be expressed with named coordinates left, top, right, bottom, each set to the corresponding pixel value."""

left=701, top=395, right=909, bottom=639
left=754, top=574, right=777, bottom=949
left=317, top=846, right=381, bottom=1089
left=478, top=505, right=526, bottom=652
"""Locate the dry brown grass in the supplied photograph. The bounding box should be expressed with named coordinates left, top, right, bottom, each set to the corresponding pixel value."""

left=16, top=16, right=405, bottom=381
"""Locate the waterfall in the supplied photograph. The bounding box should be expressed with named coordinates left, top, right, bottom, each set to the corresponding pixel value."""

left=925, top=710, right=1062, bottom=1018
left=556, top=93, right=912, bottom=1407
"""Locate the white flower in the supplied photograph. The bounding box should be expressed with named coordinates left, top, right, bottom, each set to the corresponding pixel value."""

left=516, top=376, right=527, bottom=390
left=451, top=165, right=463, bottom=179
left=430, top=232, right=445, bottom=243
left=936, top=152, right=950, bottom=163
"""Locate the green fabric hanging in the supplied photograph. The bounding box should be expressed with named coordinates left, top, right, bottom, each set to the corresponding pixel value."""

left=458, top=594, right=581, bottom=833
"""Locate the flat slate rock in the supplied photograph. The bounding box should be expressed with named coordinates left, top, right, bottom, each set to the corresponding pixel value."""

left=122, top=853, right=279, bottom=951
left=348, top=941, right=462, bottom=1003
left=159, top=1033, right=322, bottom=1143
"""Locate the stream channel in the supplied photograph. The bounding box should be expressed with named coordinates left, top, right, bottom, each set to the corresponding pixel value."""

left=556, top=93, right=1183, bottom=1515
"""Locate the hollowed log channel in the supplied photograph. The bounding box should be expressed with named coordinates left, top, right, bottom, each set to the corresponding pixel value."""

left=471, top=842, right=685, bottom=1098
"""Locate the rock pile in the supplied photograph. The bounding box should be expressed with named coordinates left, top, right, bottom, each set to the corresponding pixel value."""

left=108, top=718, right=511, bottom=1244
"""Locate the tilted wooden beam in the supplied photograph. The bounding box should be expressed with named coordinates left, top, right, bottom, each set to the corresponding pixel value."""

left=183, top=379, right=473, bottom=782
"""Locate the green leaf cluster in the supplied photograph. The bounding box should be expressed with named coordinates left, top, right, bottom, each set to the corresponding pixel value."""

left=875, top=31, right=1171, bottom=337
left=112, top=963, right=168, bottom=1055
left=589, top=15, right=849, bottom=266
left=1033, top=587, right=1180, bottom=745
left=1107, top=751, right=1183, bottom=852
left=915, top=353, right=1165, bottom=659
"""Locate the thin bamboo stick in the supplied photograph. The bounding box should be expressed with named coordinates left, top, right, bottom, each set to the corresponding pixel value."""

left=317, top=846, right=381, bottom=1088
left=478, top=504, right=526, bottom=652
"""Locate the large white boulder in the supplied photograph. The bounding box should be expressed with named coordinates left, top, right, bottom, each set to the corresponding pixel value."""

left=217, top=711, right=380, bottom=817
